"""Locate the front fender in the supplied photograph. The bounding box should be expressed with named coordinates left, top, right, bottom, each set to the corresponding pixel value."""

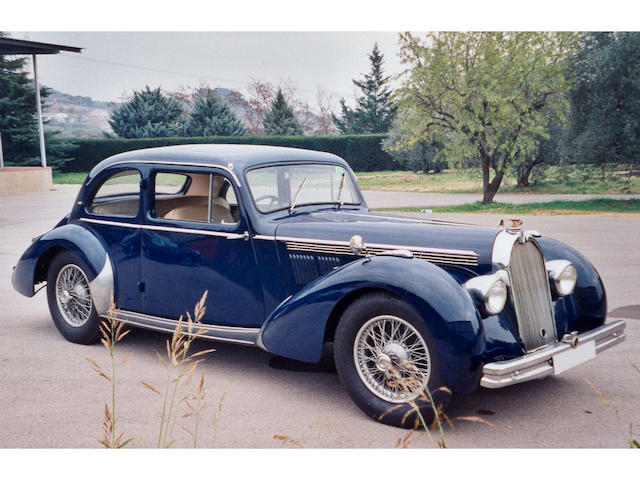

left=537, top=236, right=607, bottom=332
left=259, top=255, right=485, bottom=393
left=11, top=223, right=114, bottom=315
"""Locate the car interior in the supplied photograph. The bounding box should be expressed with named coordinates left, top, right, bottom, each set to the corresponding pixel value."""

left=88, top=169, right=239, bottom=224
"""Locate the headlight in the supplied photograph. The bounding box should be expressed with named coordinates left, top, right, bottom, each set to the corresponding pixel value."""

left=464, top=273, right=508, bottom=317
left=546, top=260, right=577, bottom=297
left=485, top=278, right=508, bottom=315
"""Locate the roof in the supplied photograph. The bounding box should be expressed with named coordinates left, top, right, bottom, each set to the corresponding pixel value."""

left=0, top=37, right=83, bottom=55
left=88, top=144, right=348, bottom=181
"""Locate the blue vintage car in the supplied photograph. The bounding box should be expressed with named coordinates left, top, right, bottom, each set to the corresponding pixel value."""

left=12, top=144, right=626, bottom=428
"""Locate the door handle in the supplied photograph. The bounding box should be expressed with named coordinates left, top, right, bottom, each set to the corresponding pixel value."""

left=227, top=231, right=250, bottom=241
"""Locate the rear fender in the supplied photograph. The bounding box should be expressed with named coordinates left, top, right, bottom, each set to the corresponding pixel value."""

left=12, top=223, right=114, bottom=315
left=259, top=255, right=485, bottom=393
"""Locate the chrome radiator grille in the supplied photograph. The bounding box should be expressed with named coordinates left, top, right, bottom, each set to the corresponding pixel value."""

left=508, top=240, right=556, bottom=351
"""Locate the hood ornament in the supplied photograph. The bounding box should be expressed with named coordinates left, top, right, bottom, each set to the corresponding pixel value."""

left=499, top=218, right=523, bottom=232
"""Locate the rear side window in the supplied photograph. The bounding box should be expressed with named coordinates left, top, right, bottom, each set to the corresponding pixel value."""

left=88, top=169, right=141, bottom=217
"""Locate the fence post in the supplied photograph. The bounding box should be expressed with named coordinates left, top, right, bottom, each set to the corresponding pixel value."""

left=0, top=131, right=4, bottom=168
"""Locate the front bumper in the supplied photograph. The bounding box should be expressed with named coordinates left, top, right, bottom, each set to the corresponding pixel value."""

left=480, top=319, right=626, bottom=388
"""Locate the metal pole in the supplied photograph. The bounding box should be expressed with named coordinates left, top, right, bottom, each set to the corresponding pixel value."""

left=32, top=54, right=47, bottom=168
left=0, top=132, right=4, bottom=168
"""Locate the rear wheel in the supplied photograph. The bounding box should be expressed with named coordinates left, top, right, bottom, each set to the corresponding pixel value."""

left=47, top=251, right=101, bottom=344
left=334, top=292, right=450, bottom=428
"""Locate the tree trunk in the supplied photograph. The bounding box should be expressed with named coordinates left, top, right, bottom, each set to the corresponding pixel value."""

left=481, top=155, right=505, bottom=204
left=516, top=162, right=534, bottom=188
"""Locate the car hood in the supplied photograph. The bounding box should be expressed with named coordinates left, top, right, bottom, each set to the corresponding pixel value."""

left=273, top=209, right=500, bottom=273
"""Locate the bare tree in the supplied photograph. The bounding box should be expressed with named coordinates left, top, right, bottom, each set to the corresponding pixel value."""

left=315, top=86, right=338, bottom=136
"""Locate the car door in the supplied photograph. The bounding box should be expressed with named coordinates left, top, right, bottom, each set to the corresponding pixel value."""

left=81, top=167, right=143, bottom=313
left=140, top=166, right=264, bottom=327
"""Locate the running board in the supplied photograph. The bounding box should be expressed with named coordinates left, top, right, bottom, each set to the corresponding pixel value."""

left=112, top=309, right=260, bottom=346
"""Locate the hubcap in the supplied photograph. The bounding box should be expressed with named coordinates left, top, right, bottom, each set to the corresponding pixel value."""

left=353, top=315, right=431, bottom=403
left=55, top=264, right=93, bottom=327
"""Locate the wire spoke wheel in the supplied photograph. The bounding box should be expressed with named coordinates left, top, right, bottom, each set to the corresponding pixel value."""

left=353, top=315, right=431, bottom=403
left=55, top=264, right=93, bottom=328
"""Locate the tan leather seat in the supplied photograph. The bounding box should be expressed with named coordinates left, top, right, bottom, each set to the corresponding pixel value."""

left=164, top=203, right=235, bottom=224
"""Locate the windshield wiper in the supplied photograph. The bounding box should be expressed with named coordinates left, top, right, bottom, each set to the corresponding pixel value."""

left=336, top=172, right=346, bottom=208
left=289, top=177, right=308, bottom=213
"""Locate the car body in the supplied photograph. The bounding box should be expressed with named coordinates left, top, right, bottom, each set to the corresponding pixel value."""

left=12, top=144, right=626, bottom=427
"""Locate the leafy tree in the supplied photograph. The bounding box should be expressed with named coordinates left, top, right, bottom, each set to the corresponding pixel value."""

left=108, top=86, right=184, bottom=138
left=262, top=88, right=303, bottom=136
left=393, top=32, right=577, bottom=203
left=333, top=42, right=395, bottom=134
left=568, top=32, right=640, bottom=167
left=383, top=121, right=446, bottom=173
left=0, top=32, right=72, bottom=169
left=183, top=90, right=247, bottom=137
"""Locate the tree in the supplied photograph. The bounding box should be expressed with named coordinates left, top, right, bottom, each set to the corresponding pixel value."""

left=108, top=86, right=184, bottom=138
left=333, top=42, right=395, bottom=134
left=0, top=32, right=73, bottom=169
left=183, top=90, right=247, bottom=137
left=568, top=32, right=640, bottom=167
left=382, top=121, right=446, bottom=173
left=393, top=32, right=577, bottom=203
left=263, top=88, right=303, bottom=136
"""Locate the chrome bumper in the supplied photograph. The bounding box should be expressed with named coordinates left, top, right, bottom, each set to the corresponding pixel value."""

left=480, top=319, right=626, bottom=389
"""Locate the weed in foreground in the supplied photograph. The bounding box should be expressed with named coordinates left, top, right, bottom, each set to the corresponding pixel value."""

left=587, top=361, right=639, bottom=448
left=273, top=434, right=304, bottom=448
left=141, top=291, right=215, bottom=448
left=211, top=390, right=226, bottom=447
left=85, top=298, right=134, bottom=448
left=381, top=361, right=493, bottom=448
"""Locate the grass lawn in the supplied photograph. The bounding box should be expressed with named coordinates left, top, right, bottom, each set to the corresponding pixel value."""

left=356, top=165, right=640, bottom=195
left=379, top=199, right=640, bottom=215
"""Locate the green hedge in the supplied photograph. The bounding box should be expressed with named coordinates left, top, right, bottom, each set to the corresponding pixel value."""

left=64, top=134, right=399, bottom=173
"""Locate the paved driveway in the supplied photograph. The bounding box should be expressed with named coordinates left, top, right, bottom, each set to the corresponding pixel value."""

left=0, top=186, right=638, bottom=447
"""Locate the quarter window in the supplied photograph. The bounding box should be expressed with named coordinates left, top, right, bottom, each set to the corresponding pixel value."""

left=88, top=169, right=141, bottom=217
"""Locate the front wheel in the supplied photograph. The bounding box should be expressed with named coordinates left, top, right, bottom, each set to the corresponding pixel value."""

left=334, top=292, right=450, bottom=428
left=46, top=251, right=101, bottom=344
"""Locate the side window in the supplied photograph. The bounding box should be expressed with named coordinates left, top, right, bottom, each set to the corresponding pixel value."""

left=152, top=170, right=239, bottom=225
left=88, top=169, right=141, bottom=217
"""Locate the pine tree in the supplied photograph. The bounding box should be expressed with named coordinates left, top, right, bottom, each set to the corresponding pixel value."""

left=263, top=89, right=303, bottom=136
left=333, top=42, right=396, bottom=134
left=183, top=90, right=247, bottom=137
left=0, top=32, right=73, bottom=169
left=108, top=86, right=184, bottom=138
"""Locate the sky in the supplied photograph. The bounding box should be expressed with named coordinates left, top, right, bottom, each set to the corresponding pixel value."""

left=9, top=32, right=407, bottom=106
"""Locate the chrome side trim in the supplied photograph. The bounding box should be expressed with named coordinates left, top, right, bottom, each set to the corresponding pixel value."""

left=98, top=160, right=242, bottom=187
left=480, top=319, right=626, bottom=388
left=113, top=309, right=260, bottom=346
left=279, top=235, right=479, bottom=266
left=81, top=218, right=141, bottom=229
left=88, top=252, right=114, bottom=316
left=80, top=218, right=243, bottom=239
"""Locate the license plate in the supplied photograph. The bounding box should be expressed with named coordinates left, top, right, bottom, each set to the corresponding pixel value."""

left=553, top=340, right=596, bottom=375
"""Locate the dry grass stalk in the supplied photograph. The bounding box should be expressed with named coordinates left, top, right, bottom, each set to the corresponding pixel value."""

left=211, top=390, right=226, bottom=447
left=181, top=372, right=208, bottom=448
left=141, top=291, right=215, bottom=448
left=382, top=360, right=493, bottom=448
left=85, top=296, right=133, bottom=448
left=273, top=434, right=304, bottom=448
left=585, top=377, right=637, bottom=448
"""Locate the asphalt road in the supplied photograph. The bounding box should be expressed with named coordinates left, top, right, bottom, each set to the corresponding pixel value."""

left=1, top=185, right=638, bottom=448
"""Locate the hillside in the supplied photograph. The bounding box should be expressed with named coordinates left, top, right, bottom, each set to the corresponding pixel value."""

left=44, top=89, right=113, bottom=138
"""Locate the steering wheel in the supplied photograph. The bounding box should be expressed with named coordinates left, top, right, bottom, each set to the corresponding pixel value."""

left=254, top=195, right=280, bottom=210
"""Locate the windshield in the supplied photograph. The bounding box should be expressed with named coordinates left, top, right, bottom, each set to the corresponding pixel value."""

left=246, top=164, right=361, bottom=213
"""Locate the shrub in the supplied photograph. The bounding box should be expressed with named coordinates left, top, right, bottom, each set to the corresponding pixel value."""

left=63, top=134, right=400, bottom=173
